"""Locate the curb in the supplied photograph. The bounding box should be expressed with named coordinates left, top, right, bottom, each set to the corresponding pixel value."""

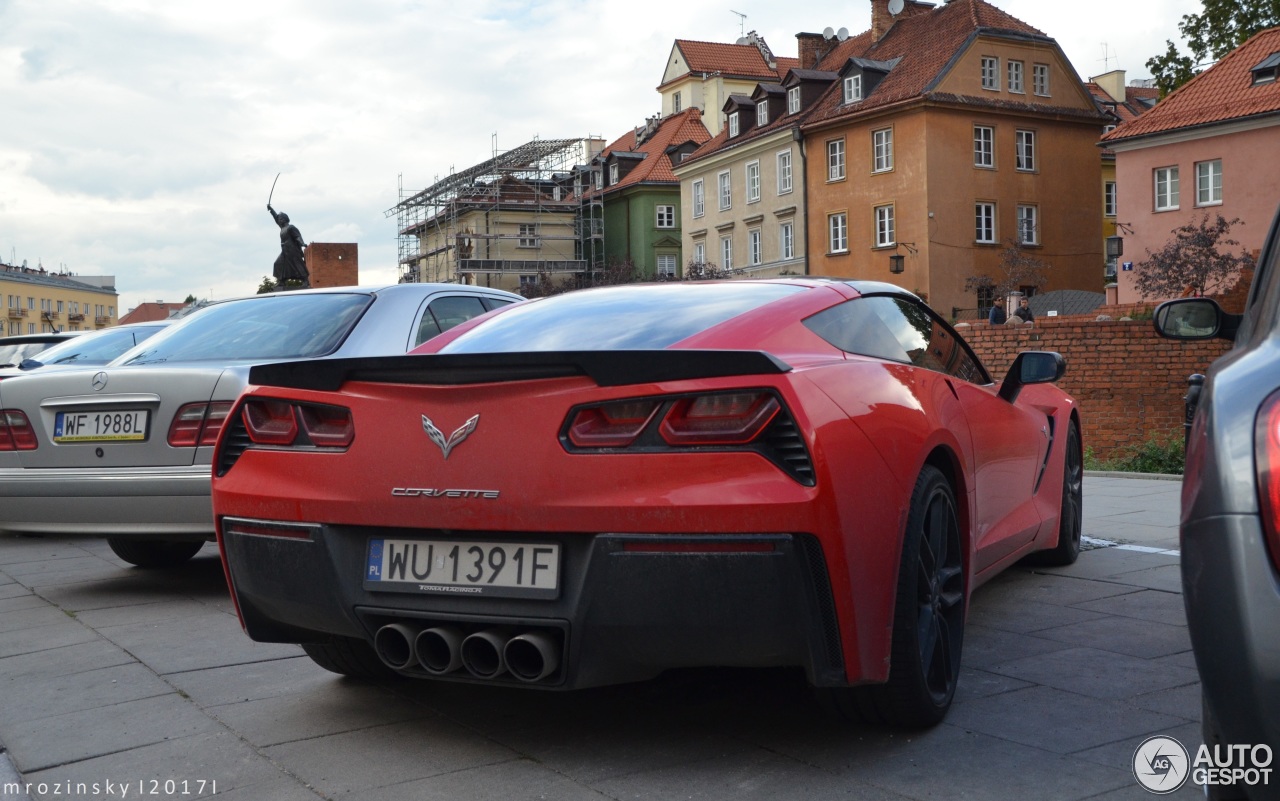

left=1083, top=470, right=1183, bottom=481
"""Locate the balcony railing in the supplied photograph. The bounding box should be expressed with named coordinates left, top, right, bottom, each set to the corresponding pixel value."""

left=7, top=308, right=27, bottom=318
left=94, top=316, right=110, bottom=326
left=68, top=313, right=85, bottom=322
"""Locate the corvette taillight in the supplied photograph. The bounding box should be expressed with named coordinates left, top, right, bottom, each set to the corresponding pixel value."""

left=1255, top=390, right=1280, bottom=575
left=298, top=404, right=355, bottom=448
left=0, top=410, right=37, bottom=451
left=168, top=402, right=233, bottom=447
left=660, top=391, right=780, bottom=445
left=243, top=400, right=299, bottom=445
left=568, top=400, right=660, bottom=448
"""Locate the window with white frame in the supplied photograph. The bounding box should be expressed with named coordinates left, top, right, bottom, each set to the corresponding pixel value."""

left=975, top=202, right=996, bottom=243
left=829, top=213, right=848, bottom=253
left=1104, top=182, right=1117, bottom=216
left=1103, top=124, right=1117, bottom=135
left=873, top=128, right=893, bottom=172
left=1155, top=166, right=1180, bottom=210
left=673, top=92, right=682, bottom=113
left=657, top=254, right=677, bottom=277
left=843, top=74, right=862, bottom=103
left=974, top=125, right=994, bottom=168
left=694, top=240, right=706, bottom=264
left=777, top=150, right=793, bottom=194
left=756, top=101, right=768, bottom=127
left=718, top=170, right=732, bottom=210
left=519, top=274, right=538, bottom=289
left=593, top=169, right=602, bottom=190
left=1008, top=60, right=1024, bottom=93
left=656, top=205, right=675, bottom=228
left=721, top=236, right=733, bottom=269
left=787, top=86, right=801, bottom=114
left=729, top=112, right=740, bottom=137
left=609, top=163, right=619, bottom=185
left=827, top=139, right=845, bottom=181
left=518, top=223, right=538, bottom=248
left=1015, top=129, right=1036, bottom=171
left=746, top=161, right=761, bottom=202
left=875, top=204, right=895, bottom=247
left=981, top=56, right=999, bottom=90
left=1033, top=63, right=1050, bottom=96
left=1017, top=204, right=1039, bottom=245
left=748, top=228, right=762, bottom=265
left=780, top=221, right=794, bottom=260
left=692, top=179, right=705, bottom=217
left=1196, top=159, right=1222, bottom=205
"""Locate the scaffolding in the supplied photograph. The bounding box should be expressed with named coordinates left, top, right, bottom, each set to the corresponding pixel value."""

left=387, top=135, right=606, bottom=287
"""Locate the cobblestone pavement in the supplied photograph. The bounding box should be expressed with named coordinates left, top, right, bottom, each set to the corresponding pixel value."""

left=0, top=476, right=1203, bottom=800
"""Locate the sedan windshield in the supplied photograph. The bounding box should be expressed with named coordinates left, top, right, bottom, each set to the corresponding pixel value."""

left=20, top=325, right=167, bottom=368
left=440, top=283, right=805, bottom=352
left=116, top=293, right=371, bottom=365
left=0, top=341, right=67, bottom=368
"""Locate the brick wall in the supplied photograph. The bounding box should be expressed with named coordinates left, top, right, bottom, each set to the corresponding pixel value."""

left=306, top=243, right=358, bottom=288
left=956, top=315, right=1231, bottom=459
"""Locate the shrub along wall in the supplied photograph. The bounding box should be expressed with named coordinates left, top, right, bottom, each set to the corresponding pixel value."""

left=956, top=315, right=1232, bottom=460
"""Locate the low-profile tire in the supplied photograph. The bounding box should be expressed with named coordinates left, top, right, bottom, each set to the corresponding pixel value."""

left=823, top=465, right=965, bottom=729
left=1023, top=419, right=1083, bottom=567
left=107, top=538, right=205, bottom=569
left=303, top=637, right=401, bottom=681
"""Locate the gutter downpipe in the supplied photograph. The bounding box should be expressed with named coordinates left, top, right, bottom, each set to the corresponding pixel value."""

left=795, top=126, right=809, bottom=275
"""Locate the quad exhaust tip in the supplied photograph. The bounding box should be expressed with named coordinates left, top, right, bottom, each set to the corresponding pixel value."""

left=375, top=622, right=562, bottom=683
left=416, top=626, right=464, bottom=675
left=504, top=630, right=560, bottom=683
left=373, top=622, right=422, bottom=670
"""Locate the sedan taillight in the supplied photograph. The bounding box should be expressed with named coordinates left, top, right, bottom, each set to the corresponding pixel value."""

left=1255, top=390, right=1280, bottom=574
left=0, top=410, right=37, bottom=451
left=168, top=402, right=233, bottom=447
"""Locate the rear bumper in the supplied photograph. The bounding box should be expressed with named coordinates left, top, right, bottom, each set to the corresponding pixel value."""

left=220, top=521, right=847, bottom=690
left=0, top=466, right=213, bottom=537
left=1182, top=513, right=1280, bottom=749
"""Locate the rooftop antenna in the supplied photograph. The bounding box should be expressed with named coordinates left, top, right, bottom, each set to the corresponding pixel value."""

left=730, top=9, right=747, bottom=38
left=1099, top=42, right=1116, bottom=72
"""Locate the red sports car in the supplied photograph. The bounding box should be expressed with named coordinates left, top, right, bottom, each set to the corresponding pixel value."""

left=212, top=279, right=1081, bottom=728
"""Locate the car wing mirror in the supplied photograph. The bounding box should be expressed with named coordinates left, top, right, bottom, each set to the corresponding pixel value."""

left=1153, top=298, right=1239, bottom=342
left=998, top=351, right=1067, bottom=404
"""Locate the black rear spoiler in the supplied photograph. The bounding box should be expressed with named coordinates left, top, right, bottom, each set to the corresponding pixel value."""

left=248, top=350, right=793, bottom=391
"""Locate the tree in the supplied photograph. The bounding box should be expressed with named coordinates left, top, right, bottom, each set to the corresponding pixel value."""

left=964, top=238, right=1050, bottom=304
left=256, top=276, right=305, bottom=294
left=183, top=294, right=198, bottom=304
left=257, top=276, right=278, bottom=294
left=1134, top=214, right=1255, bottom=299
left=1147, top=0, right=1280, bottom=96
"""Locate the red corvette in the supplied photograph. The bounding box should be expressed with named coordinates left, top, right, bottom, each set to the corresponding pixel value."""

left=212, top=279, right=1081, bottom=727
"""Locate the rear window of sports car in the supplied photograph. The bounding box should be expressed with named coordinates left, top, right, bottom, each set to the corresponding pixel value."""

left=116, top=293, right=371, bottom=364
left=440, top=283, right=806, bottom=352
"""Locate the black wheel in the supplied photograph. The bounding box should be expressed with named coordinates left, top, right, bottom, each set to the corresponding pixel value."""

left=107, top=538, right=205, bottom=569
left=823, top=465, right=965, bottom=728
left=303, top=637, right=401, bottom=680
left=1024, top=419, right=1083, bottom=567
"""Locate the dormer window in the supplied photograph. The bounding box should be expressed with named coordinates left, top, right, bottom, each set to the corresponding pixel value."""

left=843, top=74, right=862, bottom=103
left=788, top=86, right=801, bottom=114
left=609, top=163, right=619, bottom=185
left=593, top=170, right=602, bottom=191
left=729, top=112, right=740, bottom=137
left=756, top=101, right=768, bottom=127
left=1251, top=52, right=1280, bottom=85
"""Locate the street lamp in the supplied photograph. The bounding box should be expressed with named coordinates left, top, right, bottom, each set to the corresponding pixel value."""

left=889, top=254, right=905, bottom=274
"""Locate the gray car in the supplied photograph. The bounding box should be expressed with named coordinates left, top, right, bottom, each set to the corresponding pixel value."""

left=0, top=331, right=84, bottom=368
left=0, top=320, right=171, bottom=377
left=0, top=284, right=520, bottom=568
left=1155, top=204, right=1280, bottom=800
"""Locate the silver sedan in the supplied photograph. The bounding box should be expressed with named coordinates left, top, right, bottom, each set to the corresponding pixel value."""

left=0, top=284, right=520, bottom=568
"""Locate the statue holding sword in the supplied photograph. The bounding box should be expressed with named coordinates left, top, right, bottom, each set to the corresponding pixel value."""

left=266, top=173, right=310, bottom=288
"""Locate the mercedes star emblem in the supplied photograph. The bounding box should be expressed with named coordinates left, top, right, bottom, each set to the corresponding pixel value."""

left=91, top=371, right=109, bottom=391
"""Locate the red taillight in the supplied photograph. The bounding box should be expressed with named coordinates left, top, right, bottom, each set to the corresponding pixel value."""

left=568, top=400, right=660, bottom=448
left=242, top=400, right=298, bottom=445
left=298, top=404, right=354, bottom=448
left=659, top=392, right=780, bottom=445
left=1255, top=391, right=1280, bottom=574
left=0, top=410, right=38, bottom=451
left=168, top=402, right=233, bottom=447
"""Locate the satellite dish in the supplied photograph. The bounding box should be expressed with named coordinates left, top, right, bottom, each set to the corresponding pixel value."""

left=837, top=27, right=849, bottom=41
left=823, top=26, right=835, bottom=40
left=888, top=0, right=905, bottom=15
left=736, top=37, right=750, bottom=45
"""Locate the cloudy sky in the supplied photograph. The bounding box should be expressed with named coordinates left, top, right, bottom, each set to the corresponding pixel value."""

left=1, top=0, right=1201, bottom=315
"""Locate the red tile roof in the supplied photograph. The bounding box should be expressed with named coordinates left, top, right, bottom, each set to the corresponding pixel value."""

left=593, top=108, right=712, bottom=194
left=1102, top=27, right=1280, bottom=142
left=667, top=39, right=794, bottom=85
left=1087, top=83, right=1151, bottom=126
left=118, top=302, right=189, bottom=325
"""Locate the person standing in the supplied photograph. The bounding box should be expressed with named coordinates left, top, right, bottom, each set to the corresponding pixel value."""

left=1013, top=297, right=1034, bottom=323
left=988, top=297, right=1006, bottom=325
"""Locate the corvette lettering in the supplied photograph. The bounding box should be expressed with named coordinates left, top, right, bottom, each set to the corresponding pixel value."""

left=391, top=488, right=500, bottom=499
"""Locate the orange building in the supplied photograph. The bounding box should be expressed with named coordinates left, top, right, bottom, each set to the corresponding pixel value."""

left=798, top=0, right=1106, bottom=318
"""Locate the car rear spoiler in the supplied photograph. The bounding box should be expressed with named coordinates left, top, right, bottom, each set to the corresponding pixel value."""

left=248, top=350, right=793, bottom=391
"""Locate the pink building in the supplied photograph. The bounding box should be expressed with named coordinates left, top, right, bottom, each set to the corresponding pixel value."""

left=1102, top=27, right=1280, bottom=303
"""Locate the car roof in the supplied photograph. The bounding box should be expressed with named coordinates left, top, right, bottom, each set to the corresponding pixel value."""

left=186, top=283, right=523, bottom=311
left=0, top=331, right=84, bottom=344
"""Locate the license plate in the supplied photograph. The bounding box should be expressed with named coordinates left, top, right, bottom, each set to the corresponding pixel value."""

left=364, top=538, right=560, bottom=599
left=54, top=410, right=149, bottom=443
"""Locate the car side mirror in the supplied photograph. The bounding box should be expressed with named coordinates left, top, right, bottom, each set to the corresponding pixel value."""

left=998, top=351, right=1067, bottom=403
left=1153, top=298, right=1240, bottom=342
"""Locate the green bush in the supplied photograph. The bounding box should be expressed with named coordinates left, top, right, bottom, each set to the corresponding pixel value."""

left=1085, top=435, right=1185, bottom=475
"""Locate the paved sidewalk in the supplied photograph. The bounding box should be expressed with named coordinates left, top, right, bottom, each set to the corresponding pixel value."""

left=0, top=476, right=1201, bottom=800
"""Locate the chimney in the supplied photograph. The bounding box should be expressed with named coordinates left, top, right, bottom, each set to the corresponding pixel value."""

left=796, top=32, right=824, bottom=69
left=871, top=0, right=893, bottom=41
left=1091, top=69, right=1127, bottom=102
